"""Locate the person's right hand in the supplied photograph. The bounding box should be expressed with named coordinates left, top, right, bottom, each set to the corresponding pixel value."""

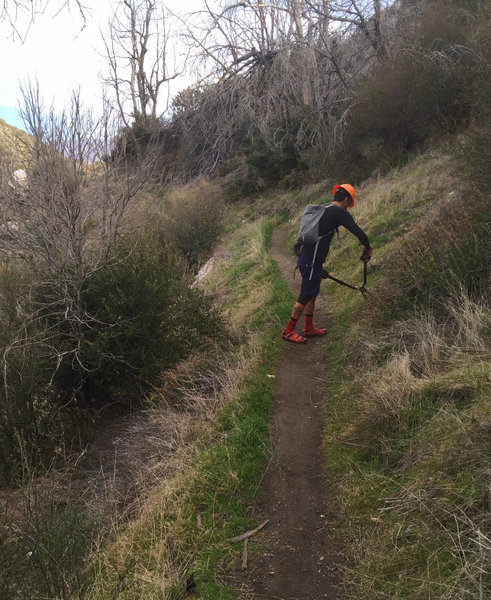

left=360, top=247, right=372, bottom=262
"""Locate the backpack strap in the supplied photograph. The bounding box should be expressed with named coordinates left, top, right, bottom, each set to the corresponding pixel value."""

left=309, top=240, right=320, bottom=281
left=309, top=203, right=336, bottom=280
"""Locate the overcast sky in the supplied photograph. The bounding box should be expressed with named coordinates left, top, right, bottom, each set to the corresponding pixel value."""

left=0, top=0, right=216, bottom=131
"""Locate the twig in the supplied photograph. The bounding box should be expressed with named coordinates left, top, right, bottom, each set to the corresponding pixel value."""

left=252, top=594, right=300, bottom=599
left=242, top=537, right=248, bottom=570
left=228, top=519, right=269, bottom=543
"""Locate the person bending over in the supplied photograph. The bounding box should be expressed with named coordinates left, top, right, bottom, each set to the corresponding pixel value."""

left=282, top=184, right=372, bottom=344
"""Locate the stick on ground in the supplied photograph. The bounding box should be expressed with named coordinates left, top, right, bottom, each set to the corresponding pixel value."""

left=227, top=519, right=269, bottom=543
left=242, top=537, right=248, bottom=570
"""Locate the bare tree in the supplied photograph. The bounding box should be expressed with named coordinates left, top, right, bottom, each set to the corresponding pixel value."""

left=0, top=81, right=147, bottom=401
left=172, top=0, right=398, bottom=173
left=1, top=0, right=87, bottom=39
left=102, top=0, right=182, bottom=127
left=307, top=0, right=390, bottom=59
left=185, top=1, right=307, bottom=80
left=172, top=2, right=350, bottom=168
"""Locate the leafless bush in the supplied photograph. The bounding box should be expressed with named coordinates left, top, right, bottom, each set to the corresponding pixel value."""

left=1, top=82, right=149, bottom=365
left=0, top=82, right=157, bottom=479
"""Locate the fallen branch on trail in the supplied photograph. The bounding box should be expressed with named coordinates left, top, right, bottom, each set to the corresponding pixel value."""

left=227, top=519, right=269, bottom=543
left=242, top=537, right=248, bottom=570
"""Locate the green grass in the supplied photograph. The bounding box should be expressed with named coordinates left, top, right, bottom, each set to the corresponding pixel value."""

left=323, top=329, right=489, bottom=598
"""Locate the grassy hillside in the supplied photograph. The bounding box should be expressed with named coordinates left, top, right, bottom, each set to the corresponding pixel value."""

left=62, top=144, right=488, bottom=599
left=306, top=153, right=490, bottom=599
left=0, top=112, right=488, bottom=600
left=0, top=118, right=32, bottom=169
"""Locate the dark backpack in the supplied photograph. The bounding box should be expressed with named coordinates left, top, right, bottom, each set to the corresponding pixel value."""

left=294, top=203, right=336, bottom=257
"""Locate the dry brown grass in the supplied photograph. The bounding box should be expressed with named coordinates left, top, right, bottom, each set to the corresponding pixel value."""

left=334, top=259, right=489, bottom=598
left=340, top=290, right=490, bottom=453
left=79, top=345, right=251, bottom=516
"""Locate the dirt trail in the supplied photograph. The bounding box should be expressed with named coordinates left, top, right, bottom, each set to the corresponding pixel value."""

left=233, top=228, right=343, bottom=599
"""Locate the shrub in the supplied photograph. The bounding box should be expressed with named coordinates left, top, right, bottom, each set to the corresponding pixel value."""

left=342, top=0, right=482, bottom=174
left=0, top=262, right=64, bottom=484
left=74, top=225, right=224, bottom=407
left=0, top=223, right=225, bottom=481
left=0, top=346, right=63, bottom=484
left=456, top=56, right=491, bottom=193
left=344, top=54, right=472, bottom=172
left=224, top=178, right=260, bottom=202
left=245, top=139, right=305, bottom=188
left=112, top=113, right=164, bottom=159
left=0, top=488, right=97, bottom=600
left=162, top=179, right=224, bottom=268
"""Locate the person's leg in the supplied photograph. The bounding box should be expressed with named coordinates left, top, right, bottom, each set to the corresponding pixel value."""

left=282, top=256, right=322, bottom=343
left=282, top=300, right=307, bottom=343
left=302, top=294, right=326, bottom=336
left=303, top=297, right=316, bottom=331
left=283, top=300, right=307, bottom=334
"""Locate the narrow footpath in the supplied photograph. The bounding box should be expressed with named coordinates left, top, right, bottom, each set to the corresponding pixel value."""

left=233, top=228, right=343, bottom=600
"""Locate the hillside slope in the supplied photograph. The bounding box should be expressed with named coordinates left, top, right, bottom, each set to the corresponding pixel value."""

left=1, top=143, right=488, bottom=599
left=199, top=147, right=490, bottom=599
left=307, top=153, right=490, bottom=599
left=0, top=118, right=32, bottom=169
left=88, top=147, right=489, bottom=599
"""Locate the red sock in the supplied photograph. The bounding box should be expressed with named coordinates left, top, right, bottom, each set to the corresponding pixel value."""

left=284, top=317, right=298, bottom=334
left=305, top=314, right=313, bottom=330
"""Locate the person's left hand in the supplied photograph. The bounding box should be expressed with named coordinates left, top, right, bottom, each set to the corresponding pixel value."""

left=322, top=269, right=329, bottom=279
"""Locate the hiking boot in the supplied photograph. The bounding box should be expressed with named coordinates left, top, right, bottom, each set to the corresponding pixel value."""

left=282, top=330, right=307, bottom=344
left=302, top=326, right=327, bottom=337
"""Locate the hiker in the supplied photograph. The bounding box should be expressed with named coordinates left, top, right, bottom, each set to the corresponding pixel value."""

left=282, top=184, right=372, bottom=344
